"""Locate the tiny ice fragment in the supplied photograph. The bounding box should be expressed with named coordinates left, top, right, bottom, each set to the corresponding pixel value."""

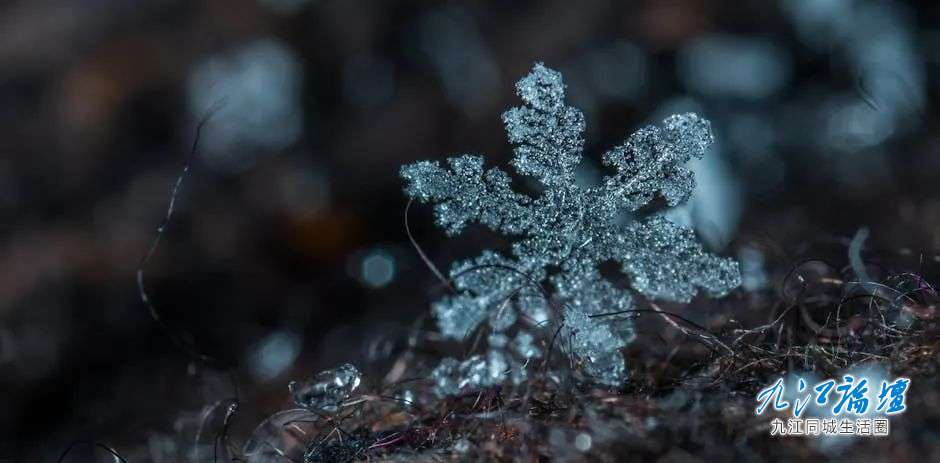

left=289, top=363, right=362, bottom=413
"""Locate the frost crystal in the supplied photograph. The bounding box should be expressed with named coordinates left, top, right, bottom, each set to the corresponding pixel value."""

left=402, top=63, right=740, bottom=390
left=289, top=363, right=362, bottom=413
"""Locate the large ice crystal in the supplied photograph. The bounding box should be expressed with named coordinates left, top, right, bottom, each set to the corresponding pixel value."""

left=401, top=63, right=740, bottom=390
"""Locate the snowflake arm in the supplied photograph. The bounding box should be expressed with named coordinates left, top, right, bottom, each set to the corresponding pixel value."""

left=400, top=155, right=530, bottom=235
left=552, top=261, right=635, bottom=386
left=502, top=63, right=586, bottom=187
left=562, top=308, right=628, bottom=386
left=617, top=215, right=741, bottom=302
left=433, top=250, right=545, bottom=339
left=601, top=113, right=713, bottom=210
left=552, top=259, right=635, bottom=319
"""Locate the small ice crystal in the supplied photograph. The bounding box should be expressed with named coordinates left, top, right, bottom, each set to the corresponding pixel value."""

left=488, top=333, right=508, bottom=348
left=453, top=438, right=471, bottom=454
left=512, top=331, right=540, bottom=359
left=289, top=363, right=362, bottom=413
left=430, top=351, right=510, bottom=396
left=402, top=63, right=740, bottom=391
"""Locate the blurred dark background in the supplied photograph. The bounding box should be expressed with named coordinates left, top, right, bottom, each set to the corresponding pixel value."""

left=2, top=0, right=939, bottom=460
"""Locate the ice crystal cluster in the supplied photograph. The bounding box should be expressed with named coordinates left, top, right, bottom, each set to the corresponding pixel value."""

left=401, top=63, right=740, bottom=391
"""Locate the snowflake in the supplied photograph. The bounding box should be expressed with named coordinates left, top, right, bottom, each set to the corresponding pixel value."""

left=401, top=63, right=740, bottom=390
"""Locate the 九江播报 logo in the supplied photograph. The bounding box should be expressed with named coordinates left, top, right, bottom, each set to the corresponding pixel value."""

left=755, top=374, right=909, bottom=437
